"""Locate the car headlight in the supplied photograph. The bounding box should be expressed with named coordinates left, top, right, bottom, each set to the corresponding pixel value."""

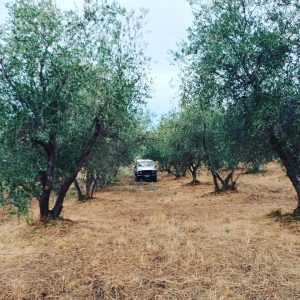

left=152, top=170, right=156, bottom=174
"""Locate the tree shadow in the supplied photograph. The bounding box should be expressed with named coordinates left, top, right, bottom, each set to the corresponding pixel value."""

left=268, top=209, right=300, bottom=223
left=184, top=180, right=201, bottom=186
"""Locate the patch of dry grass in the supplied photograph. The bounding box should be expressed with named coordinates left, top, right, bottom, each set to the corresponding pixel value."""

left=0, top=163, right=300, bottom=299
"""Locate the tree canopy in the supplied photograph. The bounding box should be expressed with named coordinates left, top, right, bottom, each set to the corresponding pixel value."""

left=0, top=0, right=150, bottom=220
left=173, top=0, right=300, bottom=208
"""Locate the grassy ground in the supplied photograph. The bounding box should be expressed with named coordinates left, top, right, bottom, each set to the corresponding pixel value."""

left=0, top=163, right=300, bottom=299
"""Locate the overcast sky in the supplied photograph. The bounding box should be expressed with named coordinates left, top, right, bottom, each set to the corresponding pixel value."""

left=0, top=0, right=193, bottom=118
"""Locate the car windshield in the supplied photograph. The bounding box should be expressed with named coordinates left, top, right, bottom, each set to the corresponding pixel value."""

left=137, top=160, right=154, bottom=167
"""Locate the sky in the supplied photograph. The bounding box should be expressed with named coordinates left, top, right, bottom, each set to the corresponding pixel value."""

left=0, top=0, right=193, bottom=119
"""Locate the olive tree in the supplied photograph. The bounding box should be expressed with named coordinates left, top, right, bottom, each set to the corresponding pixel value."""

left=0, top=0, right=150, bottom=220
left=143, top=110, right=205, bottom=184
left=176, top=0, right=300, bottom=209
left=74, top=115, right=145, bottom=200
left=143, top=114, right=187, bottom=179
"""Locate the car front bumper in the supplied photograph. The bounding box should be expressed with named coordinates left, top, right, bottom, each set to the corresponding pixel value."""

left=136, top=173, right=157, bottom=181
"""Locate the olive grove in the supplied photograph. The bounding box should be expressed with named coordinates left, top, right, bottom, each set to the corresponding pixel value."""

left=149, top=0, right=300, bottom=209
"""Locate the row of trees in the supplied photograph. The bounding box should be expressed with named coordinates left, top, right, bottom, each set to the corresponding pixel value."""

left=145, top=0, right=300, bottom=212
left=0, top=0, right=150, bottom=220
left=1, top=0, right=300, bottom=219
left=144, top=104, right=262, bottom=190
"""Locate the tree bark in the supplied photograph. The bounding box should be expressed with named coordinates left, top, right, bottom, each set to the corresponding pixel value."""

left=39, top=134, right=56, bottom=221
left=50, top=117, right=106, bottom=219
left=269, top=132, right=300, bottom=212
left=85, top=171, right=96, bottom=200
left=212, top=170, right=236, bottom=192
left=90, top=177, right=97, bottom=199
left=223, top=170, right=235, bottom=191
left=212, top=171, right=220, bottom=192
left=192, top=170, right=197, bottom=184
left=74, top=179, right=84, bottom=201
left=51, top=153, right=91, bottom=218
left=189, top=163, right=200, bottom=185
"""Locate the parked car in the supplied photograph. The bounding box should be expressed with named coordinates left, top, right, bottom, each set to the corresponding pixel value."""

left=135, top=159, right=157, bottom=182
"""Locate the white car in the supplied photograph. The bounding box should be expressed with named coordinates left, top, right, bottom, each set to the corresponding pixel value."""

left=135, top=159, right=157, bottom=182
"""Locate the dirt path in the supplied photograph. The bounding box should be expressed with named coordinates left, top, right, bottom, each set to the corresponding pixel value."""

left=0, top=164, right=300, bottom=299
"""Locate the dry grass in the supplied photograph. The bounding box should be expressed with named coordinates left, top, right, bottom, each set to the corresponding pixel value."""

left=1, top=163, right=300, bottom=299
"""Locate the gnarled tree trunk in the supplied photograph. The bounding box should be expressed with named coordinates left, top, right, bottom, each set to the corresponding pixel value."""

left=38, top=134, right=56, bottom=221
left=39, top=117, right=108, bottom=221
left=188, top=162, right=200, bottom=185
left=211, top=169, right=237, bottom=192
left=269, top=132, right=300, bottom=213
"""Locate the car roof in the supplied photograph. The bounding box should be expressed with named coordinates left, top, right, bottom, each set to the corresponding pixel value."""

left=136, top=159, right=153, bottom=162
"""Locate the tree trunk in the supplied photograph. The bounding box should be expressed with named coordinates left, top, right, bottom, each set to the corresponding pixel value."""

left=85, top=171, right=96, bottom=200
left=39, top=192, right=51, bottom=220
left=223, top=170, right=235, bottom=191
left=94, top=174, right=101, bottom=192
left=269, top=132, right=300, bottom=212
left=52, top=154, right=90, bottom=218
left=192, top=170, right=197, bottom=184
left=51, top=175, right=75, bottom=218
left=39, top=134, right=56, bottom=221
left=85, top=172, right=92, bottom=199
left=51, top=156, right=90, bottom=218
left=74, top=179, right=84, bottom=201
left=50, top=117, right=106, bottom=219
left=189, top=165, right=198, bottom=184
left=90, top=177, right=97, bottom=199
left=212, top=171, right=220, bottom=192
left=212, top=170, right=236, bottom=192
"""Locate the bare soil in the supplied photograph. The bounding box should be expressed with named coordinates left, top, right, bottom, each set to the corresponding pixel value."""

left=1, top=163, right=300, bottom=299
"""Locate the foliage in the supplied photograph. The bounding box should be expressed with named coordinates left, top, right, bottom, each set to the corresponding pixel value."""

left=75, top=115, right=146, bottom=200
left=172, top=0, right=300, bottom=200
left=143, top=112, right=189, bottom=179
left=0, top=0, right=150, bottom=219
